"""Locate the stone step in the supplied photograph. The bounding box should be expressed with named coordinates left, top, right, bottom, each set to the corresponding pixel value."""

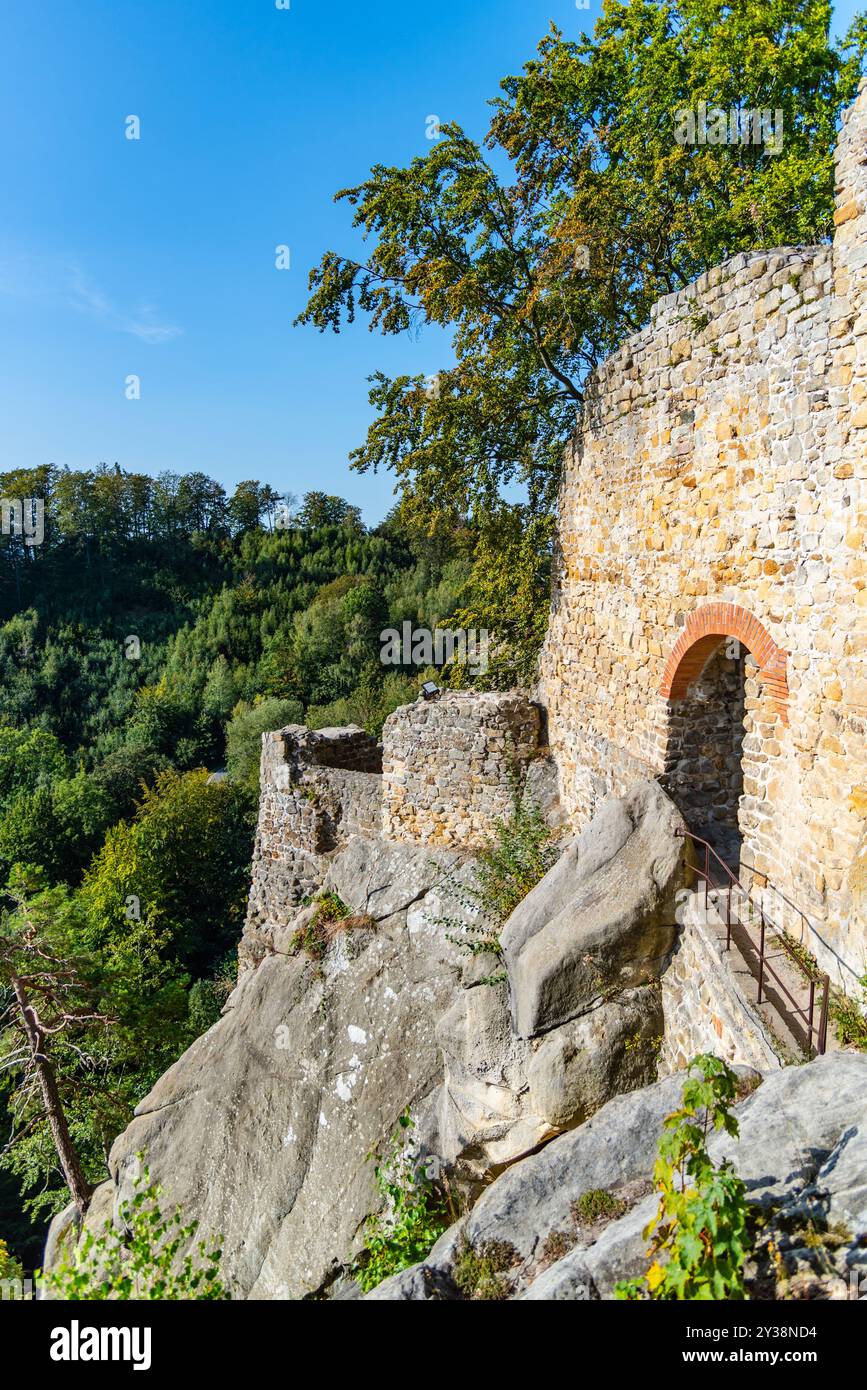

left=702, top=885, right=835, bottom=1061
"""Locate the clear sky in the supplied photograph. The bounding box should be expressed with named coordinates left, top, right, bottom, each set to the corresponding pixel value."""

left=0, top=1, right=861, bottom=525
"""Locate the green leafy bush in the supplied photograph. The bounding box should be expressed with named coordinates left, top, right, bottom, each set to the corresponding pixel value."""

left=438, top=792, right=558, bottom=964
left=355, top=1114, right=450, bottom=1293
left=225, top=696, right=304, bottom=789
left=616, top=1054, right=750, bottom=1301
left=40, top=1161, right=228, bottom=1301
left=0, top=1237, right=28, bottom=1298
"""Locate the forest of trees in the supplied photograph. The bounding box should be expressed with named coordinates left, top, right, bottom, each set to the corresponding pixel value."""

left=0, top=462, right=479, bottom=1267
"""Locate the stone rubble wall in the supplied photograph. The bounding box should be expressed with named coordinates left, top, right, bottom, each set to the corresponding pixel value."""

left=539, top=83, right=867, bottom=985
left=381, top=691, right=542, bottom=848
left=659, top=892, right=782, bottom=1075
left=244, top=725, right=383, bottom=944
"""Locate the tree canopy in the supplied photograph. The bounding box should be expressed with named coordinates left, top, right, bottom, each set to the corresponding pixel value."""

left=298, top=0, right=866, bottom=527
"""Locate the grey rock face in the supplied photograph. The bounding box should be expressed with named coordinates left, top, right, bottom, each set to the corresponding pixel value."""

left=526, top=987, right=663, bottom=1129
left=502, top=780, right=688, bottom=1038
left=48, top=838, right=466, bottom=1301
left=366, top=1052, right=867, bottom=1301
left=322, top=834, right=460, bottom=927
left=521, top=754, right=568, bottom=834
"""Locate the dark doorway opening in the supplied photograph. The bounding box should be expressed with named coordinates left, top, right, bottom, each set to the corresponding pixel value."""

left=663, top=641, right=751, bottom=868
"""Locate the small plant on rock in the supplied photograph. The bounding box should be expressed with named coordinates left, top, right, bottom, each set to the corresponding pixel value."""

left=573, top=1189, right=627, bottom=1225
left=538, top=1229, right=576, bottom=1266
left=355, top=1113, right=451, bottom=1293
left=290, top=892, right=374, bottom=960
left=452, top=1237, right=519, bottom=1300
left=616, top=1054, right=750, bottom=1301
left=436, top=793, right=558, bottom=970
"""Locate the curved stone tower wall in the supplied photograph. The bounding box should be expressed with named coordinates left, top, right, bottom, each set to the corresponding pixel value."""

left=539, top=85, right=867, bottom=984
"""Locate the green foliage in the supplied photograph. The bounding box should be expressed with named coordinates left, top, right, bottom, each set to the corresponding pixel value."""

left=225, top=696, right=305, bottom=789
left=437, top=793, right=559, bottom=967
left=80, top=769, right=254, bottom=977
left=450, top=510, right=553, bottom=688
left=0, top=1236, right=25, bottom=1292
left=0, top=467, right=464, bottom=1261
left=778, top=930, right=867, bottom=1053
left=310, top=891, right=350, bottom=925
left=616, top=1054, right=751, bottom=1300
left=573, top=1189, right=627, bottom=1224
left=40, top=1161, right=228, bottom=1300
left=288, top=892, right=375, bottom=961
left=186, top=955, right=237, bottom=1037
left=830, top=986, right=867, bottom=1052
left=475, top=793, right=559, bottom=922
left=298, top=0, right=866, bottom=685
left=0, top=871, right=186, bottom=1223
left=0, top=725, right=68, bottom=805
left=300, top=0, right=864, bottom=524
left=306, top=667, right=417, bottom=739
left=356, top=1114, right=450, bottom=1293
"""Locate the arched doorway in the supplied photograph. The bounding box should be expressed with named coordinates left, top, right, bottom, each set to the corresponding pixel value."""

left=659, top=603, right=789, bottom=867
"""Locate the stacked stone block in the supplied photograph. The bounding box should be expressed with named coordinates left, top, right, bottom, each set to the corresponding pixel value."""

left=381, top=692, right=542, bottom=847
left=245, top=724, right=382, bottom=938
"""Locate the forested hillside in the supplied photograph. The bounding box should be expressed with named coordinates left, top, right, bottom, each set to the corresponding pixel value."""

left=0, top=462, right=472, bottom=1265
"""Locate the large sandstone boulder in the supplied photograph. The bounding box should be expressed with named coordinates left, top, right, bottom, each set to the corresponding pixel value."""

left=367, top=1052, right=867, bottom=1301
left=501, top=780, right=688, bottom=1037
left=428, top=967, right=663, bottom=1183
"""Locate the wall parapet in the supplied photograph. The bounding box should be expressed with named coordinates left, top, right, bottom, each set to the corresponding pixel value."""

left=382, top=691, right=542, bottom=848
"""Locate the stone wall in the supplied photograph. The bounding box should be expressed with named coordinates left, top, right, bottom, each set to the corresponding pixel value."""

left=381, top=692, right=542, bottom=848
left=244, top=724, right=382, bottom=947
left=539, top=84, right=867, bottom=986
left=659, top=892, right=781, bottom=1075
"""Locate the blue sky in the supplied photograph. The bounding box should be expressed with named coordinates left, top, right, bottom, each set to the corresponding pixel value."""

left=0, top=1, right=861, bottom=524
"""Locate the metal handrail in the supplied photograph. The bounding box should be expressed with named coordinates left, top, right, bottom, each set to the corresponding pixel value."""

left=675, top=828, right=830, bottom=1056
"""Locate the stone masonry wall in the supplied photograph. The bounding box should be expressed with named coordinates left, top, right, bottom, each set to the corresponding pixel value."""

left=245, top=724, right=382, bottom=937
left=381, top=692, right=542, bottom=848
left=659, top=893, right=781, bottom=1076
left=539, top=84, right=867, bottom=986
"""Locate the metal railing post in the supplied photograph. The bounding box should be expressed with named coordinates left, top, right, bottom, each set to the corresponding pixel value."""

left=757, top=916, right=766, bottom=1005
left=818, top=976, right=830, bottom=1056
left=704, top=843, right=709, bottom=914
left=677, top=826, right=827, bottom=1058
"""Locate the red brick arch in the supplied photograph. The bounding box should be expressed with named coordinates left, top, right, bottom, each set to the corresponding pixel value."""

left=660, top=602, right=789, bottom=723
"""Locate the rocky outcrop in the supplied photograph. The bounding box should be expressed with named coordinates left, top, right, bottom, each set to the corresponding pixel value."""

left=502, top=780, right=688, bottom=1037
left=367, top=1052, right=867, bottom=1300
left=49, top=838, right=469, bottom=1300
left=415, top=779, right=682, bottom=1183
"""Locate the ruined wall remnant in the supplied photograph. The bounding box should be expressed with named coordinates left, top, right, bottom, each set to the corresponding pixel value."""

left=244, top=695, right=546, bottom=958
left=539, top=84, right=867, bottom=983
left=244, top=724, right=382, bottom=962
left=381, top=691, right=542, bottom=848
